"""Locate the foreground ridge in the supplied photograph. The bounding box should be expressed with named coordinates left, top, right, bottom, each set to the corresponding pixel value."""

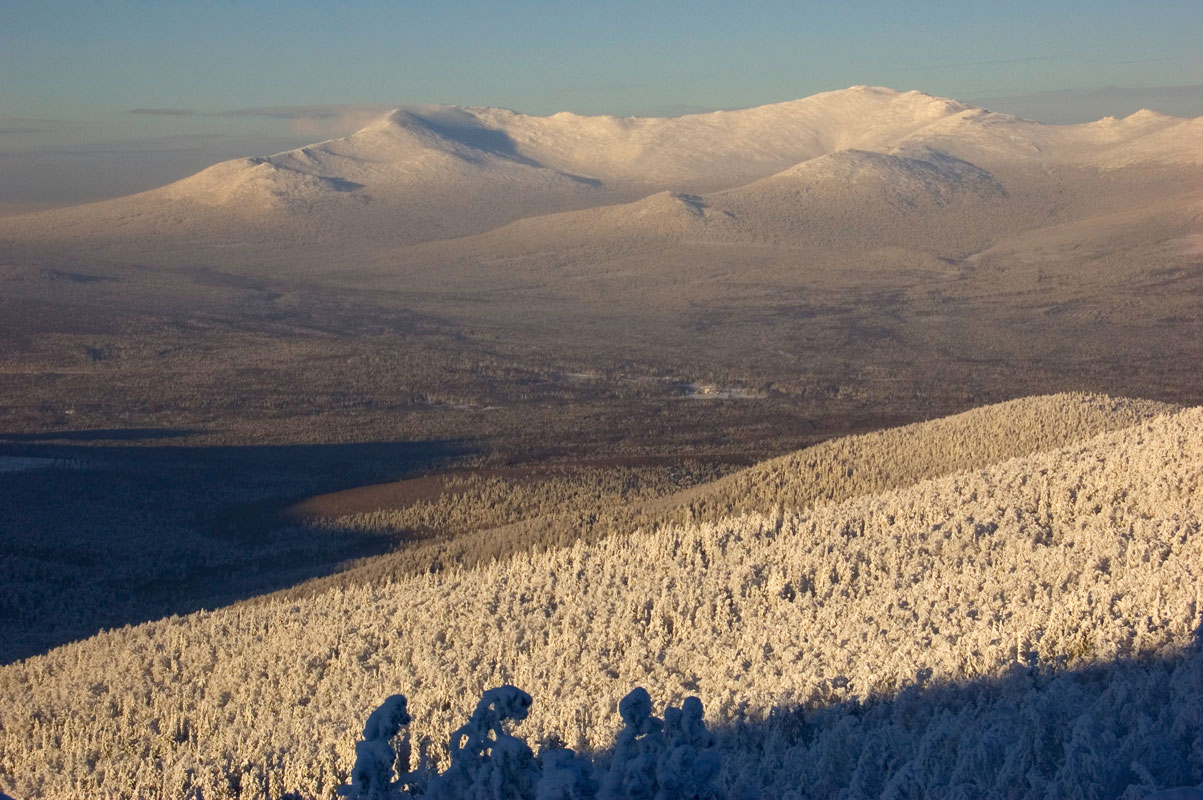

left=1, top=398, right=1200, bottom=798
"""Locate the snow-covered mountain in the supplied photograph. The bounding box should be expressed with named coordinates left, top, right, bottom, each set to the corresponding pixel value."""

left=3, top=86, right=1199, bottom=254
left=163, top=87, right=984, bottom=205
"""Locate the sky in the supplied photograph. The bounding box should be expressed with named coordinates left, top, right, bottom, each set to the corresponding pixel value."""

left=2, top=0, right=1201, bottom=211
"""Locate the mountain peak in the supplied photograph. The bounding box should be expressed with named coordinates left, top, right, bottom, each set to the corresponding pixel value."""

left=7, top=86, right=1199, bottom=245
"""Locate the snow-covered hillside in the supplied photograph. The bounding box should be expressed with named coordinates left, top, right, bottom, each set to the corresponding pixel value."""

left=2, top=395, right=1199, bottom=799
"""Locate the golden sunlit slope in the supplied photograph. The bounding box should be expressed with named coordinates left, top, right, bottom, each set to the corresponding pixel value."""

left=277, top=393, right=1176, bottom=594
left=2, top=396, right=1199, bottom=798
left=670, top=392, right=1179, bottom=525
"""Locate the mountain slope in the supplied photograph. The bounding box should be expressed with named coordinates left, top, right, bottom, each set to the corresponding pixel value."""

left=380, top=113, right=1201, bottom=272
left=160, top=108, right=609, bottom=211
left=270, top=393, right=1176, bottom=594
left=469, top=86, right=973, bottom=188
left=2, top=397, right=1199, bottom=798
left=3, top=86, right=1200, bottom=257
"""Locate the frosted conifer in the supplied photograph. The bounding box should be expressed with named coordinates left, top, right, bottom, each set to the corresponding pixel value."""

left=427, top=685, right=539, bottom=800
left=339, top=694, right=412, bottom=800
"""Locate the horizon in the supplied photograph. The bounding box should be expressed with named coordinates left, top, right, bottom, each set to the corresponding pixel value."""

left=2, top=0, right=1201, bottom=211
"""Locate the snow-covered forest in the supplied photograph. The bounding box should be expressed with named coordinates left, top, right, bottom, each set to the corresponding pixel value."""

left=1, top=394, right=1199, bottom=798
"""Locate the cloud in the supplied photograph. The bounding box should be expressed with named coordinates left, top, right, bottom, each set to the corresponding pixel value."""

left=124, top=103, right=394, bottom=137
left=125, top=103, right=395, bottom=122
left=0, top=133, right=238, bottom=159
left=219, top=104, right=396, bottom=136
left=887, top=54, right=1071, bottom=78
left=969, top=83, right=1203, bottom=123
left=0, top=117, right=81, bottom=136
left=221, top=104, right=393, bottom=120
left=127, top=108, right=198, bottom=116
left=983, top=83, right=1203, bottom=103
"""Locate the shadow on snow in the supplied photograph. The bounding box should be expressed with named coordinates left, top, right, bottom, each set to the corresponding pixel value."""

left=0, top=431, right=474, bottom=664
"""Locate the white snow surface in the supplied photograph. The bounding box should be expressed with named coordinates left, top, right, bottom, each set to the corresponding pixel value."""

left=3, top=85, right=1200, bottom=251
left=106, top=86, right=1203, bottom=209
left=2, top=398, right=1201, bottom=799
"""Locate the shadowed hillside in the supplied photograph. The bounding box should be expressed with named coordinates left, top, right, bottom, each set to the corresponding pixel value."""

left=0, top=437, right=470, bottom=663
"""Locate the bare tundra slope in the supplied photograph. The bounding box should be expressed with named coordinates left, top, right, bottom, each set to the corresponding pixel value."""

left=1, top=397, right=1199, bottom=798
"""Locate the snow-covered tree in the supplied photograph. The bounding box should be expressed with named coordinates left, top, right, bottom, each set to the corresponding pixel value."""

left=339, top=694, right=412, bottom=800
left=427, top=685, right=539, bottom=800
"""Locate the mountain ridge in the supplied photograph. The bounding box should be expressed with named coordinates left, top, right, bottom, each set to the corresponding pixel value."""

left=2, top=84, right=1200, bottom=259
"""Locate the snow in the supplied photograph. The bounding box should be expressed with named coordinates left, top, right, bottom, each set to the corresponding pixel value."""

left=3, top=399, right=1201, bottom=799
left=0, top=456, right=67, bottom=473
left=191, top=85, right=1201, bottom=202
left=4, top=85, right=1200, bottom=250
left=340, top=687, right=724, bottom=799
left=339, top=694, right=411, bottom=799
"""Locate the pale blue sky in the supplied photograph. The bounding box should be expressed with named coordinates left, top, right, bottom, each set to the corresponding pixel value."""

left=2, top=0, right=1201, bottom=209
